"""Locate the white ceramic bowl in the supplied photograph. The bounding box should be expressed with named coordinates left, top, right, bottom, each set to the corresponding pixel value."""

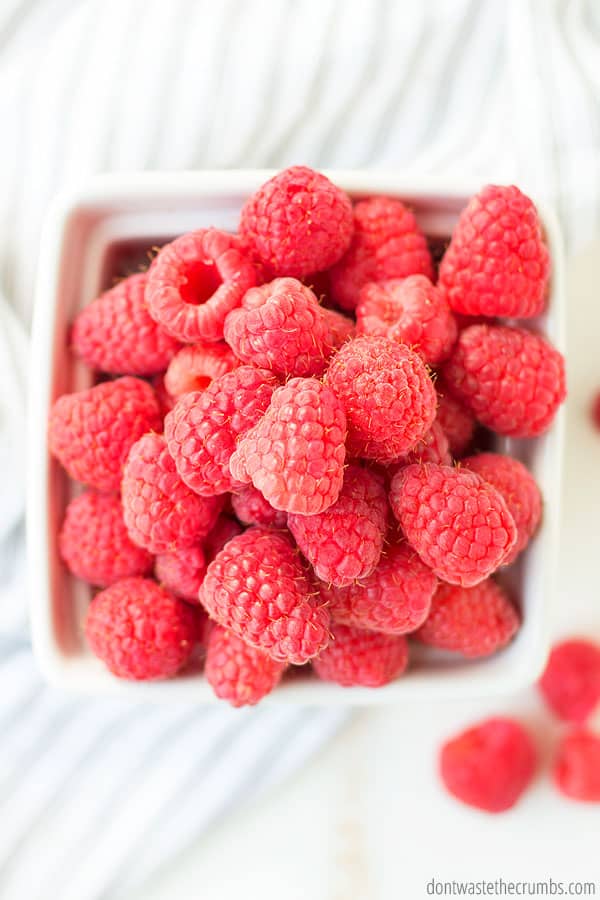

left=28, top=171, right=565, bottom=704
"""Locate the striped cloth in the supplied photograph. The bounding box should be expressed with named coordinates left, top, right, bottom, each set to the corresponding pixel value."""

left=0, top=1, right=599, bottom=897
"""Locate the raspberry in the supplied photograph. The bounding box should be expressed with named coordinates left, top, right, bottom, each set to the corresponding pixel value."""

left=321, top=542, right=437, bottom=635
left=230, top=484, right=287, bottom=528
left=59, top=492, right=152, bottom=587
left=165, top=366, right=278, bottom=496
left=538, top=639, right=600, bottom=723
left=72, top=273, right=181, bottom=375
left=164, top=341, right=238, bottom=398
left=329, top=196, right=433, bottom=311
left=155, top=544, right=206, bottom=602
left=48, top=377, right=161, bottom=493
left=312, top=624, right=408, bottom=687
left=396, top=420, right=451, bottom=467
left=462, top=453, right=542, bottom=564
left=439, top=718, right=537, bottom=813
left=416, top=579, right=520, bottom=657
left=230, top=377, right=346, bottom=515
left=435, top=381, right=476, bottom=457
left=439, top=184, right=550, bottom=319
left=239, top=166, right=353, bottom=279
left=322, top=307, right=356, bottom=350
left=224, top=278, right=330, bottom=377
left=146, top=228, right=257, bottom=343
left=325, top=336, right=436, bottom=461
left=121, top=432, right=223, bottom=553
left=553, top=730, right=600, bottom=802
left=205, top=625, right=287, bottom=707
left=390, top=464, right=517, bottom=586
left=288, top=464, right=388, bottom=587
left=442, top=324, right=566, bottom=438
left=591, top=391, right=600, bottom=431
left=199, top=527, right=330, bottom=664
left=85, top=577, right=199, bottom=680
left=357, top=276, right=457, bottom=365
left=152, top=374, right=175, bottom=417
left=203, top=515, right=243, bottom=561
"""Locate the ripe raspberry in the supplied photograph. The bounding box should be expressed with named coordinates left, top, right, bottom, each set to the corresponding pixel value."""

left=442, top=324, right=566, bottom=438
left=59, top=492, right=152, bottom=587
left=396, top=420, right=452, bottom=467
left=554, top=730, right=600, bottom=802
left=155, top=544, right=206, bottom=602
left=239, top=166, right=353, bottom=279
left=288, top=464, right=388, bottom=587
left=85, top=577, right=199, bottom=680
left=146, top=228, right=257, bottom=343
left=312, top=624, right=408, bottom=687
left=205, top=625, right=286, bottom=707
left=591, top=391, right=600, bottom=431
left=321, top=542, right=437, bottom=635
left=538, top=639, right=600, bottom=723
left=390, top=464, right=517, bottom=586
left=230, top=484, right=287, bottom=528
left=329, top=196, right=433, bottom=311
left=48, top=377, right=161, bottom=493
left=72, top=273, right=181, bottom=375
left=439, top=184, right=550, bottom=319
left=322, top=307, right=356, bottom=351
left=165, top=366, right=278, bottom=496
left=435, top=381, right=476, bottom=457
left=325, top=336, right=436, bottom=461
left=203, top=515, right=243, bottom=561
left=416, top=579, right=519, bottom=657
left=121, top=432, right=223, bottom=553
left=230, top=377, right=346, bottom=515
left=164, top=341, right=238, bottom=398
left=462, top=453, right=542, bottom=564
left=199, top=528, right=330, bottom=664
left=440, top=718, right=537, bottom=813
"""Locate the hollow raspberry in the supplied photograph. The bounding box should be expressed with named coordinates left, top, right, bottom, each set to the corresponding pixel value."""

left=164, top=341, right=238, bottom=398
left=230, top=484, right=287, bottom=528
left=155, top=544, right=207, bottom=603
left=554, top=730, right=600, bottom=802
left=205, top=625, right=287, bottom=707
left=313, top=624, right=408, bottom=687
left=538, top=639, right=600, bottom=723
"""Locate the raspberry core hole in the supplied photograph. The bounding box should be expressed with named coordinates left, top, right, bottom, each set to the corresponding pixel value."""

left=179, top=260, right=222, bottom=305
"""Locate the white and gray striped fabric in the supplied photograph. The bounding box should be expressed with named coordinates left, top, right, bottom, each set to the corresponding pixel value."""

left=1, top=1, right=599, bottom=897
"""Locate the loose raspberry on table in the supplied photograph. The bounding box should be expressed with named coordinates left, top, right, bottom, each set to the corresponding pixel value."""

left=199, top=527, right=330, bottom=664
left=553, top=730, right=600, bottom=802
left=155, top=544, right=207, bottom=603
left=435, top=381, right=476, bottom=457
left=59, top=491, right=152, bottom=587
left=239, top=166, right=353, bottom=279
left=85, top=577, right=200, bottom=680
left=203, top=514, right=243, bottom=561
left=442, top=324, right=566, bottom=438
left=312, top=624, right=408, bottom=687
left=230, top=377, right=347, bottom=515
left=72, top=273, right=181, bottom=375
left=329, top=196, right=433, bottom=311
left=390, top=464, right=517, bottom=586
left=48, top=377, right=161, bottom=493
left=591, top=391, right=600, bottom=431
left=205, top=625, right=287, bottom=707
left=231, top=484, right=287, bottom=528
left=165, top=366, right=278, bottom=497
left=438, top=184, right=550, bottom=319
left=121, top=432, right=223, bottom=553
left=538, top=639, right=600, bottom=723
left=439, top=717, right=537, bottom=813
left=146, top=228, right=257, bottom=343
left=164, top=341, right=238, bottom=398
left=322, top=307, right=356, bottom=351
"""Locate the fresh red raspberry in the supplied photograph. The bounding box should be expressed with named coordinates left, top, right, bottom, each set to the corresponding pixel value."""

left=121, top=432, right=223, bottom=553
left=205, top=625, right=287, bottom=707
left=442, top=324, right=566, bottom=438
left=230, top=377, right=346, bottom=515
left=230, top=484, right=287, bottom=528
left=85, top=577, right=200, bottom=680
left=224, top=278, right=330, bottom=377
left=356, top=276, right=457, bottom=365
left=155, top=544, right=206, bottom=603
left=390, top=464, right=517, bottom=586
left=462, top=453, right=542, bottom=564
left=199, top=527, right=330, bottom=664
left=322, top=307, right=356, bottom=351
left=165, top=366, right=278, bottom=496
left=239, top=166, right=353, bottom=279
left=591, top=391, right=600, bottom=430
left=325, top=336, right=436, bottom=461
left=288, top=464, right=388, bottom=587
left=554, top=730, right=600, bottom=802
left=146, top=228, right=257, bottom=343
left=435, top=381, right=476, bottom=457
left=329, top=196, right=433, bottom=311
left=48, top=377, right=161, bottom=493
left=416, top=579, right=519, bottom=657
left=312, top=624, right=408, bottom=687
left=164, top=341, right=238, bottom=398
left=440, top=717, right=537, bottom=813
left=321, top=542, right=437, bottom=635
left=72, top=273, right=181, bottom=375
left=396, top=420, right=452, bottom=467
left=538, top=639, right=600, bottom=723
left=59, top=492, right=152, bottom=587
left=203, top=515, right=243, bottom=561
left=438, top=184, right=550, bottom=319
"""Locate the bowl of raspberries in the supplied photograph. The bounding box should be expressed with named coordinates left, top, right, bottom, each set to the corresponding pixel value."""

left=29, top=167, right=566, bottom=705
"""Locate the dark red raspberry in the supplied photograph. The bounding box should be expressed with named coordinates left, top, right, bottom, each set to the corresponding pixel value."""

left=313, top=624, right=408, bottom=687
left=164, top=341, right=238, bottom=398
left=538, top=639, right=600, bottom=723
left=155, top=544, right=206, bottom=603
left=205, top=625, right=287, bottom=707
left=435, top=381, right=476, bottom=457
left=230, top=484, right=287, bottom=528
left=554, top=730, right=600, bottom=802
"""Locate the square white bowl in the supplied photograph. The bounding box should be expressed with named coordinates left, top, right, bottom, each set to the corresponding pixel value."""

left=28, top=171, right=565, bottom=704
